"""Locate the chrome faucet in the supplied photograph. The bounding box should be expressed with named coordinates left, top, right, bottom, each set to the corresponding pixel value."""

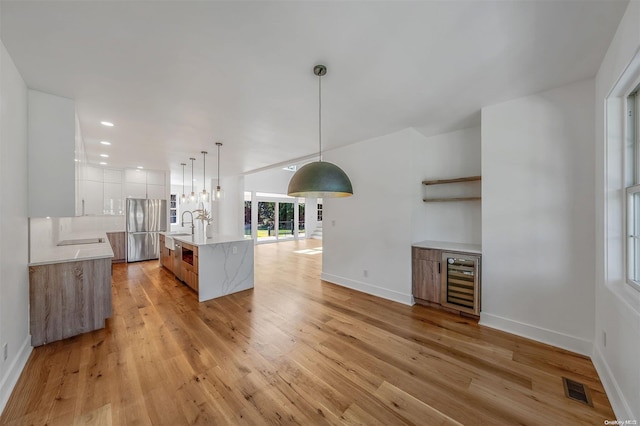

left=181, top=210, right=195, bottom=235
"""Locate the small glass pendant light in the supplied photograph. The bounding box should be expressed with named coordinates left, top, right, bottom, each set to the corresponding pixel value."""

left=189, top=157, right=196, bottom=202
left=200, top=151, right=209, bottom=202
left=180, top=162, right=187, bottom=203
left=214, top=142, right=224, bottom=200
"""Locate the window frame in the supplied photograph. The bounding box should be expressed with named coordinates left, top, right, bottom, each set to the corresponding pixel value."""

left=625, top=88, right=640, bottom=292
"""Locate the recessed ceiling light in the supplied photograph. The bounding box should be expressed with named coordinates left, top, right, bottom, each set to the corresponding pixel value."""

left=100, top=154, right=109, bottom=158
left=137, top=166, right=144, bottom=169
left=100, top=121, right=114, bottom=127
left=100, top=141, right=111, bottom=145
left=74, top=159, right=78, bottom=162
left=99, top=162, right=107, bottom=165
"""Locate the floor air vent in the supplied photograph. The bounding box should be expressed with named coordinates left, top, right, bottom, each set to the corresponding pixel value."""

left=562, top=377, right=593, bottom=406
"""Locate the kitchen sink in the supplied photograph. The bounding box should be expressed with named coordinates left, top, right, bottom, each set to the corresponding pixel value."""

left=167, top=232, right=191, bottom=236
left=57, top=237, right=105, bottom=246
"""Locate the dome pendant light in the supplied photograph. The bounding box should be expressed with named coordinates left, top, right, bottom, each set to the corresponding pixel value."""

left=214, top=142, right=224, bottom=200
left=287, top=64, right=353, bottom=198
left=180, top=162, right=187, bottom=203
left=200, top=151, right=209, bottom=202
left=189, top=157, right=196, bottom=202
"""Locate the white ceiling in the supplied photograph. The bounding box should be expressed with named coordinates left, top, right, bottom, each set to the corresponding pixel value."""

left=0, top=0, right=628, bottom=186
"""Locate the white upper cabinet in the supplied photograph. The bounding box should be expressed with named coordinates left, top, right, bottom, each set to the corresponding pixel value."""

left=28, top=90, right=76, bottom=217
left=146, top=170, right=165, bottom=185
left=125, top=169, right=146, bottom=184
left=146, top=184, right=165, bottom=200
left=103, top=168, right=122, bottom=184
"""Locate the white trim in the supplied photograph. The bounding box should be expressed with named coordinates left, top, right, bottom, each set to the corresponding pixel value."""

left=592, top=345, right=635, bottom=420
left=320, top=272, right=414, bottom=306
left=0, top=336, right=32, bottom=415
left=479, top=312, right=592, bottom=356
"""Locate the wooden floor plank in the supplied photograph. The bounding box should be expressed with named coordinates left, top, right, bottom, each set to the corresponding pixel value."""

left=1, top=239, right=614, bottom=424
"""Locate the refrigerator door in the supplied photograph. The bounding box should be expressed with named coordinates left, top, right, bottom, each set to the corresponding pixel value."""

left=127, top=232, right=149, bottom=262
left=126, top=198, right=148, bottom=232
left=147, top=232, right=161, bottom=260
left=147, top=199, right=167, bottom=232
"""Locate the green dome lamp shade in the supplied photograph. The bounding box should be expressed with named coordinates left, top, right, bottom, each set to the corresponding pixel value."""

left=287, top=64, right=353, bottom=198
left=287, top=161, right=353, bottom=198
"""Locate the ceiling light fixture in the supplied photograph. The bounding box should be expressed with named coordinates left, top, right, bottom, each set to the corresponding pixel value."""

left=100, top=154, right=109, bottom=158
left=189, top=157, right=196, bottom=202
left=180, top=163, right=187, bottom=204
left=99, top=162, right=107, bottom=165
left=200, top=151, right=209, bottom=202
left=100, top=141, right=111, bottom=145
left=215, top=142, right=224, bottom=200
left=100, top=121, right=114, bottom=127
left=287, top=64, right=353, bottom=198
left=137, top=166, right=144, bottom=169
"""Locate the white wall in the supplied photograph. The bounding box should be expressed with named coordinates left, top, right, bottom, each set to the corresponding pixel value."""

left=594, top=0, right=640, bottom=419
left=322, top=128, right=420, bottom=304
left=411, top=126, right=482, bottom=244
left=0, top=41, right=31, bottom=414
left=244, top=167, right=295, bottom=194
left=322, top=126, right=483, bottom=305
left=480, top=78, right=596, bottom=355
left=216, top=175, right=244, bottom=236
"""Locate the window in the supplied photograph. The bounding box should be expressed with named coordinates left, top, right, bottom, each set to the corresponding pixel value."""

left=170, top=194, right=177, bottom=224
left=626, top=87, right=640, bottom=290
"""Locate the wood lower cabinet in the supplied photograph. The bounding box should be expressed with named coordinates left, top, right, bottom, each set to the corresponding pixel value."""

left=181, top=242, right=199, bottom=292
left=159, top=234, right=173, bottom=273
left=412, top=247, right=441, bottom=305
left=29, top=257, right=112, bottom=346
left=106, top=232, right=126, bottom=263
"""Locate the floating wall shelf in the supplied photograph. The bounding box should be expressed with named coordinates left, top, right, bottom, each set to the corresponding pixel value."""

left=422, top=175, right=481, bottom=202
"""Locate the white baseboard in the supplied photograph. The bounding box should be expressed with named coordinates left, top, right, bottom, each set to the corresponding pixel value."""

left=479, top=312, right=592, bottom=356
left=0, top=335, right=32, bottom=415
left=591, top=344, right=635, bottom=420
left=320, top=272, right=414, bottom=306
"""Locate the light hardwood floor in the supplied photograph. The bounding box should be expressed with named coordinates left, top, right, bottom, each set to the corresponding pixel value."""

left=2, top=239, right=614, bottom=425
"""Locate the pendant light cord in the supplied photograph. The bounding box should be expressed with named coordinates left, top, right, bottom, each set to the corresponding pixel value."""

left=217, top=145, right=220, bottom=184
left=319, top=73, right=322, bottom=162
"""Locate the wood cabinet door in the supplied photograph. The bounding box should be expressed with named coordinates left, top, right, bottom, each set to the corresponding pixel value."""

left=412, top=259, right=440, bottom=304
left=106, top=232, right=126, bottom=263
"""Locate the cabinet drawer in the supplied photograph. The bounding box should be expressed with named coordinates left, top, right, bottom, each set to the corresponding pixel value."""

left=412, top=247, right=440, bottom=261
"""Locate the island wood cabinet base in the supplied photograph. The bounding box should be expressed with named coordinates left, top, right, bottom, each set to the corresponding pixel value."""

left=29, top=257, right=112, bottom=346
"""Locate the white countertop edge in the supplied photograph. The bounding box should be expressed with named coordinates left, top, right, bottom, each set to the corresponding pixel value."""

left=29, top=252, right=114, bottom=267
left=162, top=232, right=253, bottom=247
left=412, top=240, right=482, bottom=254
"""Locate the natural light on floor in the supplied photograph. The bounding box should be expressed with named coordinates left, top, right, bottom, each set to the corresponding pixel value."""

left=294, top=247, right=323, bottom=255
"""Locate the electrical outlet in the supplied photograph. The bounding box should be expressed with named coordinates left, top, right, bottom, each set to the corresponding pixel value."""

left=603, top=330, right=607, bottom=347
left=3, top=343, right=7, bottom=361
left=363, top=269, right=368, bottom=278
left=232, top=246, right=237, bottom=255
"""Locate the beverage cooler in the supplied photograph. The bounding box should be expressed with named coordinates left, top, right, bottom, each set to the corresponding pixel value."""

left=440, top=252, right=481, bottom=316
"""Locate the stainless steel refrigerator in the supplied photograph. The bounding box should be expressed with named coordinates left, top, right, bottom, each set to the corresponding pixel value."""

left=126, top=198, right=167, bottom=262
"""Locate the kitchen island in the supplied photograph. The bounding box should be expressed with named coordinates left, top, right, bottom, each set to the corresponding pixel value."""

left=160, top=233, right=254, bottom=302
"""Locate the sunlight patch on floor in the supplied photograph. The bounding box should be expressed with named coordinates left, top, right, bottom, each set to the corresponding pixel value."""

left=294, top=247, right=323, bottom=255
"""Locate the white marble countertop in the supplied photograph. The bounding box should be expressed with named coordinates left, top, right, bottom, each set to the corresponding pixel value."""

left=412, top=240, right=482, bottom=254
left=161, top=232, right=252, bottom=247
left=29, top=231, right=115, bottom=266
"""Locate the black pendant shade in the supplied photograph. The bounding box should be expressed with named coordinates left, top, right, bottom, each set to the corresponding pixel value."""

left=287, top=161, right=353, bottom=198
left=287, top=64, right=353, bottom=198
